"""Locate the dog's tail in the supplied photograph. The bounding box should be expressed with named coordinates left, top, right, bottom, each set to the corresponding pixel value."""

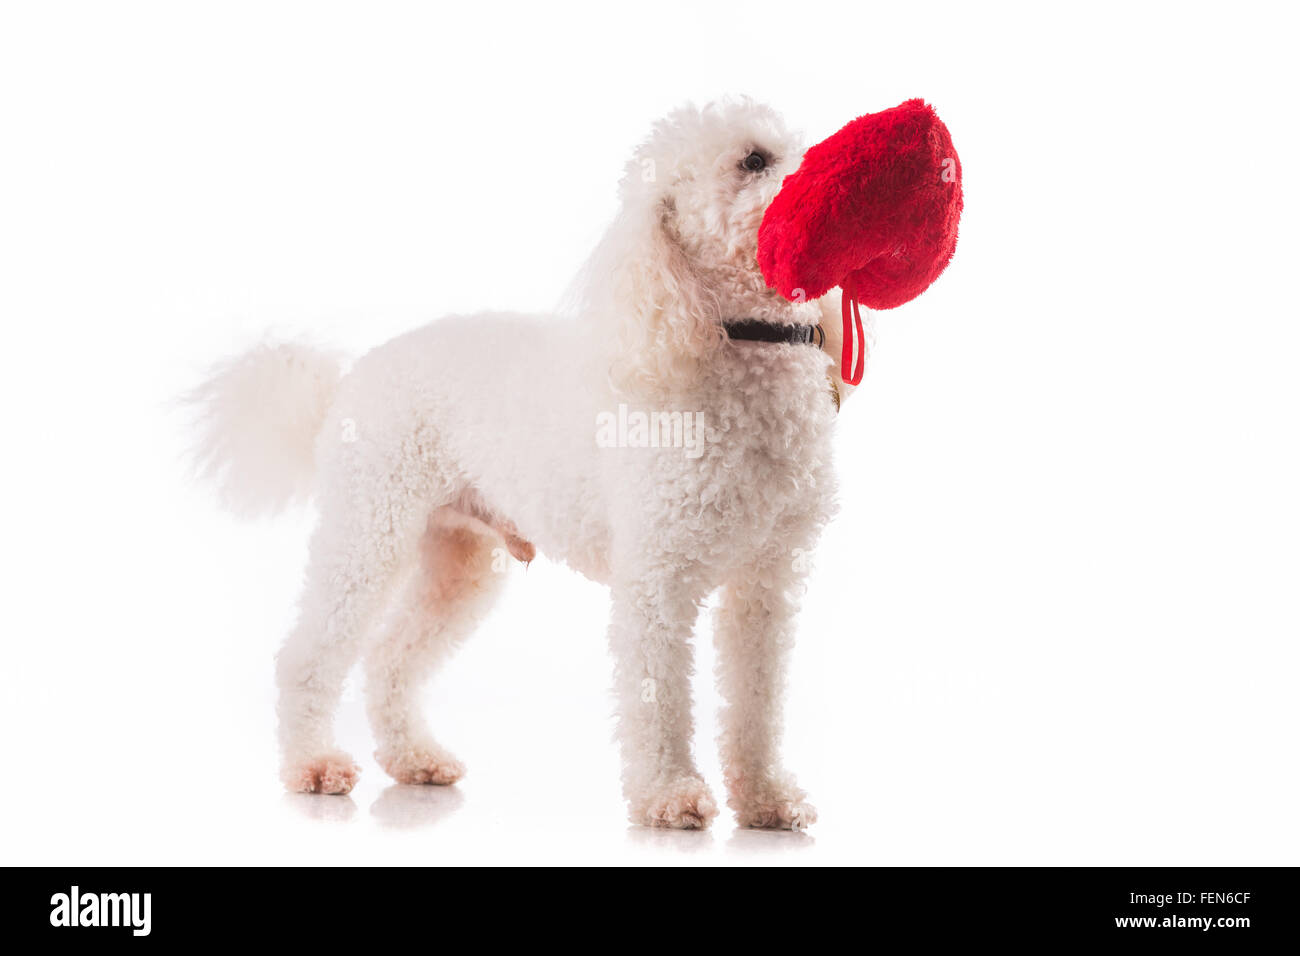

left=187, top=341, right=344, bottom=518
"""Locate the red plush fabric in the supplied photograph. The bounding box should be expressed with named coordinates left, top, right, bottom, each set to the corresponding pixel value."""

left=758, top=99, right=963, bottom=311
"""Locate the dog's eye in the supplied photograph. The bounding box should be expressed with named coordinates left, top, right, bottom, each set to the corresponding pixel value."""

left=741, top=151, right=767, bottom=172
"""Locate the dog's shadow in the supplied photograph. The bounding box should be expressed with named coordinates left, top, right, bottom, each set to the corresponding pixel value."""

left=726, top=826, right=815, bottom=854
left=626, top=824, right=815, bottom=854
left=625, top=826, right=715, bottom=853
left=282, top=785, right=465, bottom=830
left=282, top=792, right=358, bottom=824
left=369, top=784, right=466, bottom=830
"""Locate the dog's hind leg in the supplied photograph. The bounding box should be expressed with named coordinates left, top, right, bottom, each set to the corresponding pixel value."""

left=276, top=471, right=435, bottom=794
left=363, top=514, right=507, bottom=785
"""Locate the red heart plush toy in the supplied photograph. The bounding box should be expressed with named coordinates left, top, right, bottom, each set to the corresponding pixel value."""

left=758, top=99, right=963, bottom=385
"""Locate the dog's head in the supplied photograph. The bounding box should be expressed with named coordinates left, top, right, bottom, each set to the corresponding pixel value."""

left=575, top=99, right=813, bottom=395
left=623, top=99, right=805, bottom=302
left=573, top=98, right=962, bottom=397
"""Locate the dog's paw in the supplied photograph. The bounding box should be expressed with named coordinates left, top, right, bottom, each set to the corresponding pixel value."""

left=634, top=777, right=719, bottom=829
left=282, top=752, right=360, bottom=795
left=376, top=744, right=465, bottom=786
left=735, top=797, right=818, bottom=831
left=726, top=770, right=817, bottom=830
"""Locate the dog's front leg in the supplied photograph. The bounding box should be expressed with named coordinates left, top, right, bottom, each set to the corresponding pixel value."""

left=714, top=563, right=818, bottom=830
left=607, top=570, right=718, bottom=829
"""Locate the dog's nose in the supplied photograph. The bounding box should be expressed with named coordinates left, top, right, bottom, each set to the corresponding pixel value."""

left=757, top=99, right=963, bottom=311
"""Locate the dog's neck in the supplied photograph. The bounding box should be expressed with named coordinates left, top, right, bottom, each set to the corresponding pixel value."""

left=694, top=259, right=821, bottom=327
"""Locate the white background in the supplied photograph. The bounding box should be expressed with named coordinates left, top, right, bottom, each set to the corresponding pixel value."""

left=1, top=1, right=1296, bottom=866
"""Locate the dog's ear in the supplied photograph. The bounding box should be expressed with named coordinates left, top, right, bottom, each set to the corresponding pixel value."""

left=603, top=196, right=722, bottom=396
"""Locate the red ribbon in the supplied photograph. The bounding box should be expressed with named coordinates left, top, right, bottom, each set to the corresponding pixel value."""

left=840, top=292, right=865, bottom=385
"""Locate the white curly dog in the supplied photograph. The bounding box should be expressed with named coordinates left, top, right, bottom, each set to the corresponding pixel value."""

left=195, top=99, right=863, bottom=830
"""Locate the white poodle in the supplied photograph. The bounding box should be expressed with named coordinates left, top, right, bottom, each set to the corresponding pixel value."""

left=194, top=98, right=864, bottom=829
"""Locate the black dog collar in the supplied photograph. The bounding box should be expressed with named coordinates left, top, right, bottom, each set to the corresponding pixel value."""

left=723, top=320, right=825, bottom=348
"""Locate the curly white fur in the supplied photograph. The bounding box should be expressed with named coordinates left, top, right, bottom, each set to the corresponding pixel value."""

left=196, top=98, right=861, bottom=829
